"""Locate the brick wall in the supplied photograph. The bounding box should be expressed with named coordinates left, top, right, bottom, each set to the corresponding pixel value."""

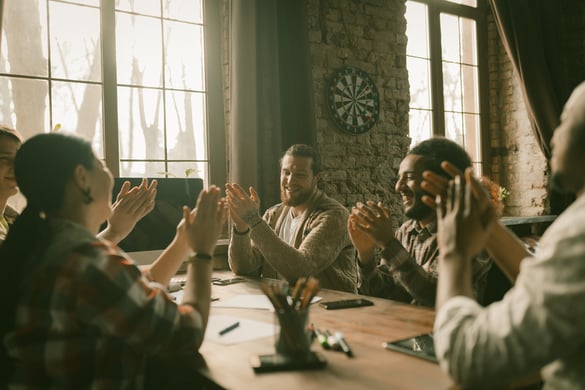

left=305, top=0, right=410, bottom=226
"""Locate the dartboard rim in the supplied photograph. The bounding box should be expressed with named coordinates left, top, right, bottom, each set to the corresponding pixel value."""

left=327, top=66, right=380, bottom=135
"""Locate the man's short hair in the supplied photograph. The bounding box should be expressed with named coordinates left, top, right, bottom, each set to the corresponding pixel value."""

left=0, top=125, right=23, bottom=144
left=408, top=137, right=472, bottom=177
left=280, top=144, right=321, bottom=175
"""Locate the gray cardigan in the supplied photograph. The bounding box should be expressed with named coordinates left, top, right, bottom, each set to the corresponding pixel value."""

left=228, top=189, right=357, bottom=293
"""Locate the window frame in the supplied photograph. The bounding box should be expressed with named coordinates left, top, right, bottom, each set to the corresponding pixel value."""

left=407, top=0, right=490, bottom=175
left=102, top=0, right=225, bottom=185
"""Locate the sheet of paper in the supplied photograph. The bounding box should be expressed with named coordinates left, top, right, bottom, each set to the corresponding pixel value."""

left=170, top=290, right=219, bottom=303
left=205, top=314, right=276, bottom=345
left=211, top=294, right=322, bottom=310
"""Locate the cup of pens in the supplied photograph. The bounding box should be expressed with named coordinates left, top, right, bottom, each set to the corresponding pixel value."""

left=262, top=277, right=320, bottom=359
left=274, top=308, right=311, bottom=357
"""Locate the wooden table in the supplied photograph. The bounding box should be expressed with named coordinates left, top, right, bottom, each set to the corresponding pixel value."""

left=194, top=270, right=454, bottom=389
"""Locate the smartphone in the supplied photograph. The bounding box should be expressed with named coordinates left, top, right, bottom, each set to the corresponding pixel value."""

left=250, top=352, right=327, bottom=373
left=382, top=333, right=437, bottom=363
left=212, top=277, right=246, bottom=286
left=319, top=298, right=374, bottom=310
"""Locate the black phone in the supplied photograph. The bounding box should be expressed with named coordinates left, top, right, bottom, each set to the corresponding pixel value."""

left=212, top=277, right=246, bottom=286
left=382, top=333, right=437, bottom=363
left=319, top=298, right=374, bottom=310
left=250, top=352, right=327, bottom=373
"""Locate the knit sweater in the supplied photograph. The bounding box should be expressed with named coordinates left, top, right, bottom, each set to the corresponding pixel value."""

left=228, top=189, right=357, bottom=293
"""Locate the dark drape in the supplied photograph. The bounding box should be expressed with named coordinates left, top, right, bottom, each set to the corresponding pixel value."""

left=489, top=0, right=581, bottom=212
left=230, top=0, right=316, bottom=209
left=489, top=0, right=565, bottom=159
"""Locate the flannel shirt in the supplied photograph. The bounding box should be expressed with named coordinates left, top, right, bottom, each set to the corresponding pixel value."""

left=4, top=218, right=202, bottom=389
left=358, top=219, right=492, bottom=306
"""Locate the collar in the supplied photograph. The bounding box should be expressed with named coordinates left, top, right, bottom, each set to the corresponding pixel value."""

left=404, top=218, right=437, bottom=235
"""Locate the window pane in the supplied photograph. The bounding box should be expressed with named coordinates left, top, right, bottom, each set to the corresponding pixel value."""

left=442, top=61, right=462, bottom=112
left=116, top=13, right=163, bottom=87
left=117, top=86, right=164, bottom=160
left=69, top=0, right=100, bottom=6
left=120, top=161, right=166, bottom=177
left=168, top=162, right=208, bottom=184
left=463, top=113, right=481, bottom=164
left=164, top=20, right=204, bottom=90
left=116, top=0, right=161, bottom=17
left=441, top=13, right=460, bottom=63
left=50, top=2, right=101, bottom=82
left=164, top=0, right=202, bottom=23
left=406, top=1, right=429, bottom=58
left=444, top=0, right=477, bottom=7
left=444, top=111, right=463, bottom=145
left=0, top=76, right=49, bottom=138
left=462, top=64, right=479, bottom=113
left=52, top=81, right=104, bottom=157
left=165, top=90, right=207, bottom=160
left=460, top=17, right=477, bottom=65
left=409, top=108, right=432, bottom=147
left=1, top=0, right=48, bottom=77
left=407, top=57, right=431, bottom=109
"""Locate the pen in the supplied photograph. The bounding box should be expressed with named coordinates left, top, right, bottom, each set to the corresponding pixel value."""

left=335, top=332, right=354, bottom=357
left=218, top=321, right=240, bottom=336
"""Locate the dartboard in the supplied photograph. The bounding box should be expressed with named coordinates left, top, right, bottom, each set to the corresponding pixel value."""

left=327, top=66, right=380, bottom=134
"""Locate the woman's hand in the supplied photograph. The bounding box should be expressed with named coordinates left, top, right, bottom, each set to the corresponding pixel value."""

left=179, top=185, right=227, bottom=255
left=100, top=178, right=157, bottom=243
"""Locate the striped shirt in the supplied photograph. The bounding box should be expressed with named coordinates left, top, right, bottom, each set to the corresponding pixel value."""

left=359, top=219, right=492, bottom=306
left=4, top=218, right=202, bottom=389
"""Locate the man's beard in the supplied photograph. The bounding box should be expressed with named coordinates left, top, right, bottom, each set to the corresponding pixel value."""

left=404, top=193, right=434, bottom=221
left=281, top=187, right=314, bottom=207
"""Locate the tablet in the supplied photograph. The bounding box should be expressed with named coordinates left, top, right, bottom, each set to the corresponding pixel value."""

left=382, top=333, right=438, bottom=363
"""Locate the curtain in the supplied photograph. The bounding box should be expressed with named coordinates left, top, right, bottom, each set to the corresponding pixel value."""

left=229, top=0, right=316, bottom=210
left=489, top=0, right=580, bottom=212
left=489, top=0, right=567, bottom=159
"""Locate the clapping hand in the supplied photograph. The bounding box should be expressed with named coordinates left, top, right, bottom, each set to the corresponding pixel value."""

left=436, top=169, right=497, bottom=261
left=350, top=201, right=395, bottom=250
left=225, top=183, right=260, bottom=231
left=180, top=185, right=227, bottom=256
left=101, top=178, right=157, bottom=244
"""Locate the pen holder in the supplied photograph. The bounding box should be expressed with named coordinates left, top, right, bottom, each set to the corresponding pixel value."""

left=274, top=308, right=312, bottom=358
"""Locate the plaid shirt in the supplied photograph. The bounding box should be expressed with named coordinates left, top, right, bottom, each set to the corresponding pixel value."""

left=359, top=219, right=492, bottom=306
left=4, top=218, right=202, bottom=389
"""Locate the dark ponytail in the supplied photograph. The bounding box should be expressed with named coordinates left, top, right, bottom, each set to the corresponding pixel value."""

left=0, top=132, right=95, bottom=375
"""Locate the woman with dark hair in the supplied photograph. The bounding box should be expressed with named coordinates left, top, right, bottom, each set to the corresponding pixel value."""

left=0, top=132, right=226, bottom=388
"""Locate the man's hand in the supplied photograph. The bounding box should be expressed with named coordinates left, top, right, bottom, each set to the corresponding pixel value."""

left=100, top=178, right=157, bottom=244
left=348, top=214, right=377, bottom=267
left=437, top=170, right=497, bottom=261
left=225, top=183, right=260, bottom=232
left=349, top=201, right=396, bottom=250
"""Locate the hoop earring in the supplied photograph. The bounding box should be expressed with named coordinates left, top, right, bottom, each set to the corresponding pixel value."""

left=82, top=188, right=94, bottom=205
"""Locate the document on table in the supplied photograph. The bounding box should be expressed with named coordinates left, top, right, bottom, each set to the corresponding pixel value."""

left=206, top=315, right=276, bottom=345
left=211, top=294, right=322, bottom=310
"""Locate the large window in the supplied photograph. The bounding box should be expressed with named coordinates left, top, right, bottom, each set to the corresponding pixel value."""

left=406, top=0, right=488, bottom=174
left=0, top=0, right=224, bottom=184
